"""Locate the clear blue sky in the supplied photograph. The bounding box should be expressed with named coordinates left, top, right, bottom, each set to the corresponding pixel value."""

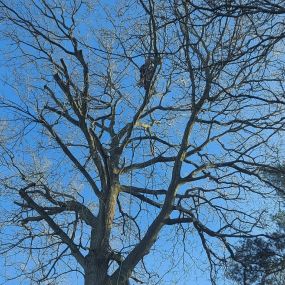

left=0, top=46, right=235, bottom=285
left=0, top=2, right=243, bottom=284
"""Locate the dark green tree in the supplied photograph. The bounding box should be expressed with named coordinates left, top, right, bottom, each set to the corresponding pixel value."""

left=226, top=233, right=285, bottom=285
left=226, top=165, right=285, bottom=285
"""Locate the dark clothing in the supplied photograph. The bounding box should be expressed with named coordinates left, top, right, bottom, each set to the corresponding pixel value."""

left=138, top=59, right=155, bottom=90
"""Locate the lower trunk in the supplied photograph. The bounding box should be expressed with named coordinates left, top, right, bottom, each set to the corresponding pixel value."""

left=84, top=272, right=130, bottom=285
left=84, top=256, right=109, bottom=285
left=84, top=268, right=107, bottom=285
left=84, top=267, right=130, bottom=285
left=84, top=271, right=100, bottom=285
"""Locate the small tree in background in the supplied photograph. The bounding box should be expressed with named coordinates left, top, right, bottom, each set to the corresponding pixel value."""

left=1, top=1, right=285, bottom=284
left=226, top=165, right=285, bottom=285
left=226, top=229, right=285, bottom=285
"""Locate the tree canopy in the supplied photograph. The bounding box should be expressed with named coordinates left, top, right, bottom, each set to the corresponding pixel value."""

left=1, top=1, right=285, bottom=284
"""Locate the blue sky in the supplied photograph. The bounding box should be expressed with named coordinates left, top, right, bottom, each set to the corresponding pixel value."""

left=1, top=1, right=281, bottom=285
left=0, top=70, right=235, bottom=285
left=0, top=29, right=235, bottom=285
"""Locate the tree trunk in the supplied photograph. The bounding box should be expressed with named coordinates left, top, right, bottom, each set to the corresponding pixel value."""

left=84, top=254, right=109, bottom=285
left=84, top=256, right=131, bottom=285
left=84, top=270, right=99, bottom=285
left=84, top=270, right=130, bottom=285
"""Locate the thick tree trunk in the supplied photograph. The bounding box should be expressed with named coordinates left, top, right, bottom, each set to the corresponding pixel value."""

left=84, top=270, right=129, bottom=285
left=84, top=259, right=130, bottom=285
left=84, top=270, right=100, bottom=285
left=84, top=254, right=109, bottom=285
left=84, top=267, right=109, bottom=285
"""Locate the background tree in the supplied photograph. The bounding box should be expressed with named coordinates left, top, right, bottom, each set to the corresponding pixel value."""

left=225, top=225, right=285, bottom=285
left=226, top=164, right=285, bottom=285
left=1, top=1, right=285, bottom=284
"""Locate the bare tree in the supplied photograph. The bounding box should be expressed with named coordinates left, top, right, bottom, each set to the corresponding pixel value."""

left=1, top=1, right=285, bottom=284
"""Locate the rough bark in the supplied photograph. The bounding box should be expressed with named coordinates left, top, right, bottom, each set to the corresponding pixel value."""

left=84, top=254, right=108, bottom=285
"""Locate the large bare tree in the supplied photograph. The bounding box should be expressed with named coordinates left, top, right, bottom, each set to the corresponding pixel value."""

left=1, top=1, right=285, bottom=284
